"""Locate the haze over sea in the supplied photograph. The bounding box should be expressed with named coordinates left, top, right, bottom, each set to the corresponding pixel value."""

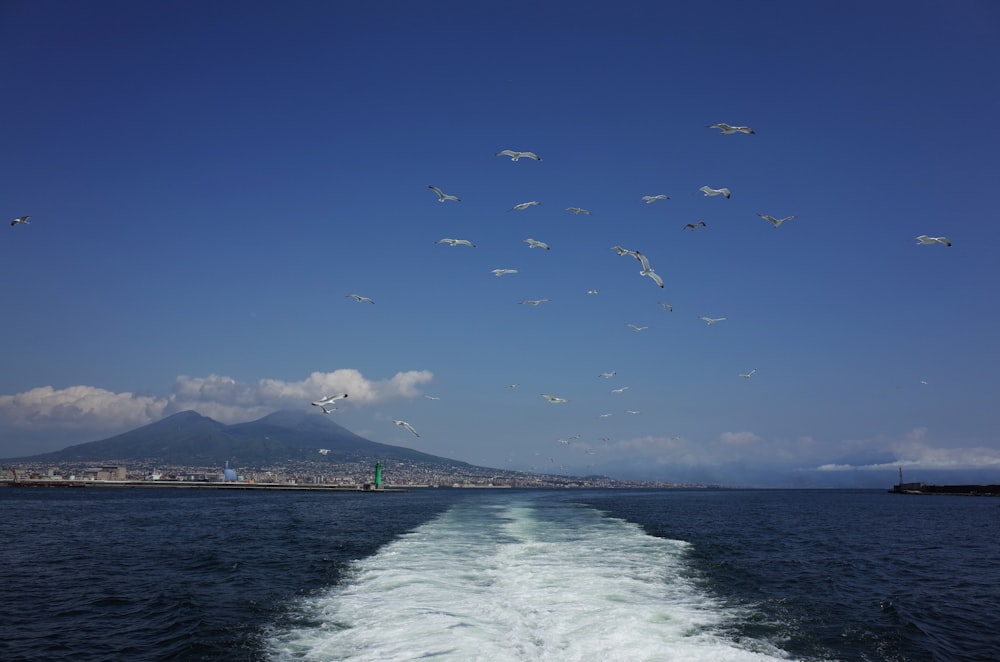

left=2, top=487, right=997, bottom=661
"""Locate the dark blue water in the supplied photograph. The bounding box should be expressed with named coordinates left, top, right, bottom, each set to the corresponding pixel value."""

left=1, top=488, right=996, bottom=661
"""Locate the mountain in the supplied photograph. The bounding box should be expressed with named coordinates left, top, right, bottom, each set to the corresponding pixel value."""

left=7, top=410, right=473, bottom=468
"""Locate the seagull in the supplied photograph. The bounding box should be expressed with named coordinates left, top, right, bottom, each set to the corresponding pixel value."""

left=683, top=221, right=707, bottom=231
left=565, top=207, right=591, bottom=215
left=599, top=413, right=612, bottom=418
left=611, top=386, right=629, bottom=394
left=699, top=316, right=727, bottom=325
left=318, top=449, right=331, bottom=455
left=312, top=393, right=348, bottom=405
left=519, top=298, right=550, bottom=306
left=627, top=324, right=648, bottom=332
left=509, top=200, right=541, bottom=211
left=346, top=294, right=375, bottom=303
left=612, top=245, right=652, bottom=271
left=495, top=149, right=541, bottom=161
left=642, top=194, right=670, bottom=204
left=491, top=268, right=518, bottom=277
left=707, top=122, right=755, bottom=135
left=625, top=410, right=640, bottom=415
left=10, top=215, right=29, bottom=226
left=586, top=289, right=599, bottom=295
left=541, top=394, right=568, bottom=403
left=599, top=371, right=617, bottom=378
left=435, top=238, right=477, bottom=247
left=739, top=368, right=757, bottom=379
left=506, top=383, right=520, bottom=389
left=758, top=213, right=796, bottom=228
left=524, top=238, right=550, bottom=250
left=393, top=419, right=420, bottom=437
left=915, top=235, right=952, bottom=247
left=424, top=395, right=441, bottom=400
left=640, top=267, right=665, bottom=288
left=699, top=185, right=731, bottom=199
left=658, top=302, right=673, bottom=311
left=919, top=380, right=929, bottom=385
left=428, top=185, right=460, bottom=202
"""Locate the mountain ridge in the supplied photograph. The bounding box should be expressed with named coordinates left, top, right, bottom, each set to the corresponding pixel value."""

left=3, top=409, right=471, bottom=468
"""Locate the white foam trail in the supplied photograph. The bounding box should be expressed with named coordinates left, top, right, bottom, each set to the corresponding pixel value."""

left=267, top=496, right=789, bottom=661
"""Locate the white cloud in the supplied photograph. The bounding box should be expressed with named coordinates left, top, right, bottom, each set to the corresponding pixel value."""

left=0, top=368, right=434, bottom=441
left=720, top=431, right=760, bottom=445
left=813, top=428, right=1000, bottom=471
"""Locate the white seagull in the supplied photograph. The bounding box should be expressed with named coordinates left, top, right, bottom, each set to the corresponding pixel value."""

left=612, top=245, right=652, bottom=271
left=312, top=393, right=348, bottom=405
left=524, top=238, right=550, bottom=250
left=393, top=420, right=420, bottom=437
left=428, top=185, right=461, bottom=202
left=642, top=194, right=670, bottom=204
left=509, top=200, right=541, bottom=211
left=346, top=294, right=375, bottom=303
left=541, top=394, right=568, bottom=403
left=683, top=221, right=707, bottom=231
left=627, top=324, right=649, bottom=332
left=739, top=368, right=757, bottom=379
left=586, top=289, right=599, bottom=295
left=424, top=395, right=441, bottom=400
left=658, top=302, right=673, bottom=311
left=699, top=316, right=727, bottom=325
left=707, top=122, right=755, bottom=135
left=435, top=238, right=477, bottom=247
left=758, top=213, right=796, bottom=228
left=10, top=215, right=30, bottom=226
left=640, top=267, right=664, bottom=288
left=565, top=207, right=591, bottom=215
left=599, top=371, right=617, bottom=379
left=495, top=149, right=541, bottom=161
left=519, top=298, right=550, bottom=306
left=318, top=449, right=331, bottom=455
left=699, top=185, right=731, bottom=199
left=491, top=268, right=519, bottom=277
left=611, top=386, right=629, bottom=394
left=915, top=235, right=952, bottom=247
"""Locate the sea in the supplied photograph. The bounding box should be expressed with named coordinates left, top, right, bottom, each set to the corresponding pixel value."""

left=1, top=487, right=997, bottom=662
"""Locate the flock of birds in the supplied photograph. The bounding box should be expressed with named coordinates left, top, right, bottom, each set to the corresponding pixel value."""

left=294, top=120, right=955, bottom=452
left=5, top=120, right=953, bottom=466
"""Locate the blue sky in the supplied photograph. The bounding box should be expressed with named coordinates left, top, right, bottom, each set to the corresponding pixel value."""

left=2, top=0, right=998, bottom=487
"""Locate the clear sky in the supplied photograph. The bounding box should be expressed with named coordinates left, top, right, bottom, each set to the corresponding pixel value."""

left=2, top=0, right=998, bottom=487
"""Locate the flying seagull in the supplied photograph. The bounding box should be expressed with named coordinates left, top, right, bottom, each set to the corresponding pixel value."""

left=586, top=289, right=599, bottom=295
left=346, top=294, right=375, bottom=303
left=658, top=302, right=673, bottom=311
left=318, top=449, right=330, bottom=455
left=612, top=245, right=652, bottom=271
left=424, top=395, right=441, bottom=400
left=640, top=268, right=664, bottom=288
left=393, top=419, right=420, bottom=437
left=642, top=194, right=670, bottom=204
left=699, top=185, right=731, bottom=199
left=739, top=369, right=757, bottom=379
left=509, top=200, right=541, bottom=211
left=683, top=221, right=707, bottom=231
left=565, top=207, right=591, bottom=215
left=611, top=386, right=629, bottom=394
left=627, top=323, right=649, bottom=332
left=758, top=213, right=796, bottom=228
left=312, top=393, right=348, bottom=405
left=10, top=215, right=29, bottom=226
left=599, top=371, right=617, bottom=379
left=523, top=238, right=550, bottom=250
left=519, top=298, right=550, bottom=306
left=915, top=235, right=952, bottom=247
left=707, top=122, right=755, bottom=135
left=428, top=185, right=461, bottom=202
left=435, top=238, right=477, bottom=247
left=541, top=393, right=568, bottom=403
left=495, top=149, right=541, bottom=161
left=491, top=268, right=518, bottom=277
left=699, top=316, right=727, bottom=325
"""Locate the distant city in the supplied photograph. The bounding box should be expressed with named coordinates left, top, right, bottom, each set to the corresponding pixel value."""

left=1, top=458, right=708, bottom=490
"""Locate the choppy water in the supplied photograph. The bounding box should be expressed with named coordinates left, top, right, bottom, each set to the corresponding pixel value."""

left=1, top=487, right=997, bottom=661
